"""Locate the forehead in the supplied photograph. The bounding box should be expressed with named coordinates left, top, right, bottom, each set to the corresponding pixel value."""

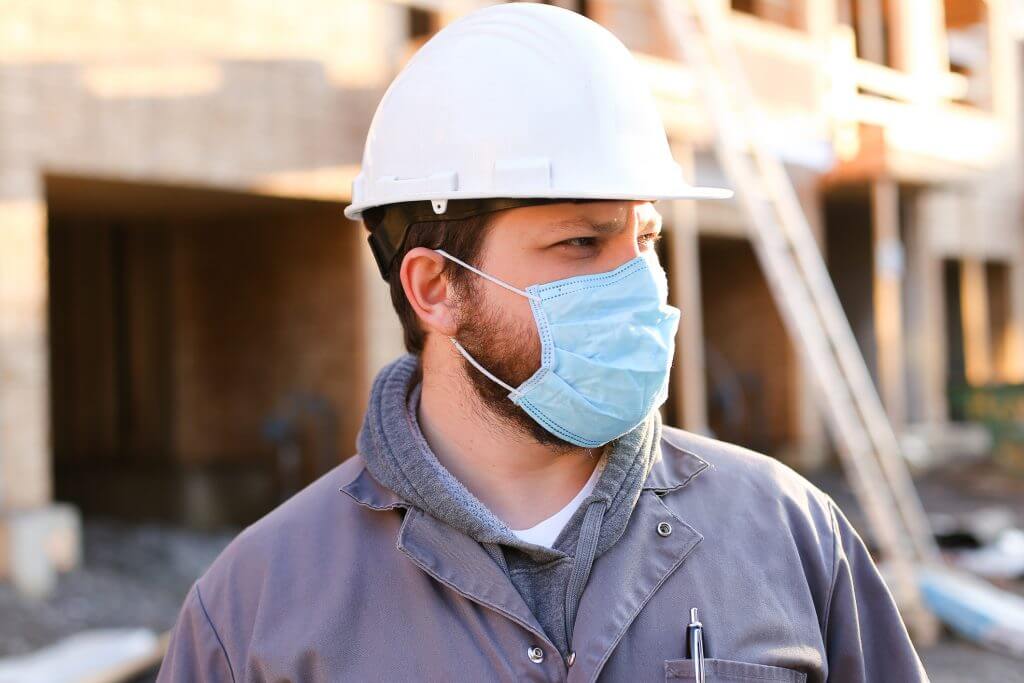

left=488, top=200, right=661, bottom=237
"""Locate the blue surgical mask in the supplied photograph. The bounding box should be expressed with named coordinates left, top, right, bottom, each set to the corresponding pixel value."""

left=434, top=249, right=680, bottom=447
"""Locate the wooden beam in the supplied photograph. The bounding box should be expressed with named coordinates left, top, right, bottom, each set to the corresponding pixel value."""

left=872, top=178, right=907, bottom=429
left=986, top=0, right=1021, bottom=134
left=1006, top=261, right=1024, bottom=383
left=961, top=257, right=993, bottom=385
left=803, top=0, right=835, bottom=43
left=667, top=146, right=708, bottom=434
left=855, top=0, right=886, bottom=64
left=853, top=59, right=968, bottom=102
left=888, top=0, right=949, bottom=101
left=836, top=0, right=853, bottom=26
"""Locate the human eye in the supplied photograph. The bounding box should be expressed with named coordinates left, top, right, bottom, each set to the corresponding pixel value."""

left=560, top=236, right=598, bottom=248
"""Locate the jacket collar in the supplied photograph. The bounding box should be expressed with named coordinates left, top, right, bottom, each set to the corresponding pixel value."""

left=338, top=431, right=711, bottom=678
left=339, top=455, right=406, bottom=510
left=340, top=430, right=712, bottom=511
left=643, top=428, right=712, bottom=492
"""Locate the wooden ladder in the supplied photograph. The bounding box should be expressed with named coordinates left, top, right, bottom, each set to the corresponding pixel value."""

left=656, top=0, right=941, bottom=640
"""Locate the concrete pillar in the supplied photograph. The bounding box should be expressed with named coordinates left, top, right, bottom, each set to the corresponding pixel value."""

left=0, top=200, right=81, bottom=597
left=905, top=191, right=949, bottom=424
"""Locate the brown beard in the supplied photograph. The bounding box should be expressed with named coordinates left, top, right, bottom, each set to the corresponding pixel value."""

left=451, top=279, right=578, bottom=451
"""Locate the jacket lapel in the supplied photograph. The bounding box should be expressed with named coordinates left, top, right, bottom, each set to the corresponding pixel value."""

left=566, top=440, right=711, bottom=683
left=341, top=466, right=557, bottom=652
left=396, top=507, right=558, bottom=652
left=566, top=490, right=702, bottom=683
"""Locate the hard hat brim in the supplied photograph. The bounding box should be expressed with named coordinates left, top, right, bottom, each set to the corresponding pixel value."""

left=343, top=185, right=734, bottom=221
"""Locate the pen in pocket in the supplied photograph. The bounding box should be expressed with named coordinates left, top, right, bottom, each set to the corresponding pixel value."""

left=686, top=607, right=706, bottom=683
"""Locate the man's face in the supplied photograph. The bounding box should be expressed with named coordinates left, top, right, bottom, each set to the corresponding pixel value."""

left=451, top=200, right=664, bottom=448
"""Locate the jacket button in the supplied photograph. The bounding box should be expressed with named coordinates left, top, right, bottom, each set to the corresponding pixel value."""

left=527, top=646, right=545, bottom=664
left=567, top=651, right=576, bottom=667
left=657, top=521, right=673, bottom=537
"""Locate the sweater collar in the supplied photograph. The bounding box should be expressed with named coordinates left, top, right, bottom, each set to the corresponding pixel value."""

left=344, top=354, right=709, bottom=512
left=350, top=354, right=674, bottom=560
left=341, top=433, right=709, bottom=510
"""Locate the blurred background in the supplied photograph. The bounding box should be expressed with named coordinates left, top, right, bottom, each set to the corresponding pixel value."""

left=1, top=0, right=1024, bottom=680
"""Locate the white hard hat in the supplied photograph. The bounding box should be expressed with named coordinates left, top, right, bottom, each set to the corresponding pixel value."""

left=343, top=2, right=732, bottom=221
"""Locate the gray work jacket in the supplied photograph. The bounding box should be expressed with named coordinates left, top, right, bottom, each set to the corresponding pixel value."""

left=157, top=427, right=929, bottom=682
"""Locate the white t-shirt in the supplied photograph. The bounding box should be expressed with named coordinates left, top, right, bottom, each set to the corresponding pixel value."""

left=509, top=456, right=606, bottom=548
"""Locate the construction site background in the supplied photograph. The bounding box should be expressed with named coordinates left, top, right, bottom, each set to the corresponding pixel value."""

left=1, top=0, right=1023, bottom=680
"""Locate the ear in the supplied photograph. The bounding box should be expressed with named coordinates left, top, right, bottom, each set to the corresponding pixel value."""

left=400, top=247, right=459, bottom=337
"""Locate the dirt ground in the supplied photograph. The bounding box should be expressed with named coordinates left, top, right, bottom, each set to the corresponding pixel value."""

left=920, top=639, right=1024, bottom=682
left=811, top=461, right=1024, bottom=682
left=0, top=520, right=234, bottom=658
left=3, top=458, right=1023, bottom=681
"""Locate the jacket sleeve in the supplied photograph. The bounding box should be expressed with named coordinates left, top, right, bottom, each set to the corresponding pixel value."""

left=156, top=582, right=236, bottom=683
left=823, top=497, right=930, bottom=682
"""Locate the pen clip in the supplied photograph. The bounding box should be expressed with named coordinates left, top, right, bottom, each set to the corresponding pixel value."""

left=687, top=607, right=706, bottom=683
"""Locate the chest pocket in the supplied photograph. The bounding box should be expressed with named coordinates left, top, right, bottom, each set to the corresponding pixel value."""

left=665, top=658, right=807, bottom=682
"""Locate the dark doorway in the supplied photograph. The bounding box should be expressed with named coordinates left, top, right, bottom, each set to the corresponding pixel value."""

left=699, top=235, right=798, bottom=454
left=47, top=174, right=364, bottom=529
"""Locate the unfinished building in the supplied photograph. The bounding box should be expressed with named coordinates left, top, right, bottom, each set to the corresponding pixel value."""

left=1, top=0, right=1022, bottom=595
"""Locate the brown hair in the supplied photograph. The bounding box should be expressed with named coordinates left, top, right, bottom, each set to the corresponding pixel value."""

left=364, top=206, right=495, bottom=354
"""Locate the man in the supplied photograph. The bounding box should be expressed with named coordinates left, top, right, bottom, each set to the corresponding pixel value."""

left=158, top=4, right=929, bottom=681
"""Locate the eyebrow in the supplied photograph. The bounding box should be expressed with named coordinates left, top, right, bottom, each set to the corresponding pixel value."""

left=550, top=214, right=662, bottom=235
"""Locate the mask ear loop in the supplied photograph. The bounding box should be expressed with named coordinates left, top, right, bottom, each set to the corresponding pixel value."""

left=448, top=338, right=522, bottom=400
left=433, top=249, right=533, bottom=401
left=433, top=249, right=540, bottom=302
